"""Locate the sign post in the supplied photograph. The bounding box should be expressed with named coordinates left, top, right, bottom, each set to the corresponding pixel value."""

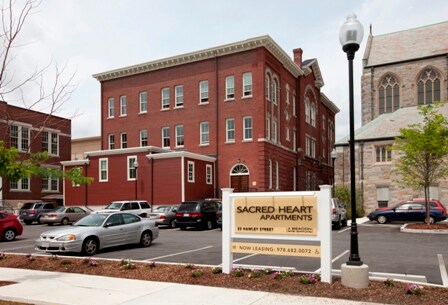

left=221, top=185, right=332, bottom=283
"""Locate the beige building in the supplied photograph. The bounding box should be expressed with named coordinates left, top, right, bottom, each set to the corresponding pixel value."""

left=71, top=136, right=101, bottom=160
left=335, top=21, right=448, bottom=213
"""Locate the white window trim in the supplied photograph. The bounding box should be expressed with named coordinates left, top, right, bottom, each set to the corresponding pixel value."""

left=272, top=120, right=278, bottom=143
left=139, top=91, right=148, bottom=113
left=206, top=164, right=212, bottom=184
left=120, top=132, right=127, bottom=149
left=108, top=134, right=115, bottom=150
left=187, top=161, right=195, bottom=183
left=226, top=118, right=235, bottom=143
left=120, top=95, right=127, bottom=117
left=162, top=127, right=170, bottom=148
left=200, top=122, right=209, bottom=146
left=161, top=88, right=170, bottom=110
left=266, top=117, right=271, bottom=141
left=268, top=159, right=272, bottom=189
left=175, top=85, right=184, bottom=108
left=199, top=80, right=209, bottom=104
left=140, top=129, right=148, bottom=147
left=108, top=98, right=115, bottom=118
left=175, top=125, right=184, bottom=148
left=242, top=72, right=252, bottom=98
left=243, top=116, right=253, bottom=141
left=10, top=177, right=30, bottom=191
left=99, top=158, right=108, bottom=182
left=225, top=76, right=235, bottom=101
left=42, top=177, right=59, bottom=192
left=10, top=124, right=30, bottom=152
left=127, top=156, right=137, bottom=181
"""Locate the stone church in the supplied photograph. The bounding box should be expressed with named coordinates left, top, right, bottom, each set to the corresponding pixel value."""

left=335, top=21, right=448, bottom=213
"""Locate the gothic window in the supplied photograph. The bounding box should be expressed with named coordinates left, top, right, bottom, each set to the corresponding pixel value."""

left=418, top=68, right=440, bottom=105
left=378, top=74, right=399, bottom=115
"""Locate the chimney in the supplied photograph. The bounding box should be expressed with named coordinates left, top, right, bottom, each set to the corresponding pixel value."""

left=293, top=48, right=303, bottom=66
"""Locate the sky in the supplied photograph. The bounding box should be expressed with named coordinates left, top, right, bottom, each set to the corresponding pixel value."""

left=6, top=0, right=448, bottom=141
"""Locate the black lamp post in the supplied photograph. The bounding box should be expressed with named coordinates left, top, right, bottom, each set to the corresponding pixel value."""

left=331, top=148, right=337, bottom=198
left=339, top=13, right=364, bottom=266
left=134, top=161, right=139, bottom=200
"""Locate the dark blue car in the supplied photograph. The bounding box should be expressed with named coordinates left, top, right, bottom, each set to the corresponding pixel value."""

left=367, top=202, right=447, bottom=224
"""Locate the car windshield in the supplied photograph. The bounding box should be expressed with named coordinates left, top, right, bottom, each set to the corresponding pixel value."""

left=155, top=206, right=170, bottom=212
left=178, top=202, right=200, bottom=212
left=105, top=202, right=122, bottom=210
left=74, top=214, right=108, bottom=227
left=21, top=202, right=36, bottom=209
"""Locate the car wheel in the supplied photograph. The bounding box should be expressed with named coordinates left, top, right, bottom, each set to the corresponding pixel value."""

left=61, top=218, right=69, bottom=225
left=24, top=220, right=32, bottom=225
left=3, top=229, right=16, bottom=241
left=377, top=215, right=388, bottom=224
left=37, top=216, right=42, bottom=224
left=333, top=217, right=341, bottom=230
left=140, top=231, right=153, bottom=247
left=429, top=216, right=436, bottom=224
left=205, top=220, right=213, bottom=230
left=82, top=237, right=99, bottom=255
left=169, top=219, right=177, bottom=229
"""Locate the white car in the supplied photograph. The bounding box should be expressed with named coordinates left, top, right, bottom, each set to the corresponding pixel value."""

left=35, top=212, right=159, bottom=255
left=94, top=200, right=153, bottom=217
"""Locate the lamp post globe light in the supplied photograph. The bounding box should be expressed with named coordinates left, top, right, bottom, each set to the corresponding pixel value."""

left=339, top=13, right=369, bottom=288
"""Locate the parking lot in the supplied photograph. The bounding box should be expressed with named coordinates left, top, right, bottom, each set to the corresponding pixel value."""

left=1, top=220, right=447, bottom=286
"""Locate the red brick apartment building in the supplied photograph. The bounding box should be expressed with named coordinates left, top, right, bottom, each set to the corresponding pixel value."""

left=0, top=101, right=71, bottom=207
left=63, top=36, right=338, bottom=207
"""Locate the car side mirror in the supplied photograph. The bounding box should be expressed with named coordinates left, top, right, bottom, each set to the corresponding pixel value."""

left=104, top=222, right=112, bottom=228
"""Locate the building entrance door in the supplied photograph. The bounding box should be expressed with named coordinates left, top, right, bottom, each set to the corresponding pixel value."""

left=230, top=164, right=249, bottom=192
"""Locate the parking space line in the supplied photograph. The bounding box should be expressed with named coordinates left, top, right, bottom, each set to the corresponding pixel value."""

left=145, top=246, right=213, bottom=261
left=338, top=227, right=350, bottom=233
left=437, top=254, right=448, bottom=287
left=232, top=253, right=257, bottom=263
left=314, top=250, right=349, bottom=273
left=1, top=245, right=35, bottom=251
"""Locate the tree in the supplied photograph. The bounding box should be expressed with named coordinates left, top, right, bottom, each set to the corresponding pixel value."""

left=0, top=0, right=91, bottom=193
left=392, top=103, right=448, bottom=224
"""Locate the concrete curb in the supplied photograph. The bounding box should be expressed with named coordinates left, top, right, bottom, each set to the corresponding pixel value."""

left=400, top=223, right=448, bottom=234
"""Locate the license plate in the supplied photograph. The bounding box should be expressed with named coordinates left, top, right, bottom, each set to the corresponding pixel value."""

left=41, top=241, right=49, bottom=248
left=183, top=213, right=189, bottom=217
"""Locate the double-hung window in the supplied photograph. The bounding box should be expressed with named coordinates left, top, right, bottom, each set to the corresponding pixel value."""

left=42, top=131, right=58, bottom=155
left=242, top=72, right=252, bottom=97
left=175, top=125, right=184, bottom=147
left=199, top=80, right=209, bottom=104
left=120, top=96, right=127, bottom=116
left=140, top=129, right=148, bottom=147
left=10, top=177, right=30, bottom=191
left=99, top=158, right=108, bottom=182
left=200, top=122, right=209, bottom=145
left=10, top=125, right=29, bottom=152
left=226, top=118, right=235, bottom=143
left=206, top=164, right=212, bottom=184
left=108, top=134, right=115, bottom=149
left=139, top=91, right=148, bottom=113
left=175, top=85, right=184, bottom=107
left=108, top=98, right=114, bottom=118
left=127, top=156, right=137, bottom=180
left=225, top=76, right=235, bottom=100
left=188, top=161, right=195, bottom=182
left=121, top=133, right=127, bottom=149
left=243, top=116, right=253, bottom=141
left=42, top=177, right=59, bottom=192
left=162, top=127, right=170, bottom=148
left=161, top=88, right=170, bottom=110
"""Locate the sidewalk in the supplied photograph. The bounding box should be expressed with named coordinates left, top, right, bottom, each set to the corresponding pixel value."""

left=0, top=267, right=385, bottom=305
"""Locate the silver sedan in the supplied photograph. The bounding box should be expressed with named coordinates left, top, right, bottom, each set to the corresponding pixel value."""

left=40, top=206, right=92, bottom=226
left=35, top=212, right=159, bottom=255
left=149, top=205, right=179, bottom=228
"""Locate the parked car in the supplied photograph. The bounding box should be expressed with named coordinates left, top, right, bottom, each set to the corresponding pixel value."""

left=175, top=199, right=221, bottom=230
left=0, top=211, right=23, bottom=241
left=148, top=205, right=179, bottom=228
left=19, top=202, right=59, bottom=225
left=331, top=198, right=347, bottom=230
left=94, top=200, right=152, bottom=217
left=40, top=206, right=92, bottom=226
left=216, top=204, right=222, bottom=230
left=403, top=198, right=447, bottom=214
left=35, top=212, right=159, bottom=255
left=367, top=201, right=447, bottom=224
